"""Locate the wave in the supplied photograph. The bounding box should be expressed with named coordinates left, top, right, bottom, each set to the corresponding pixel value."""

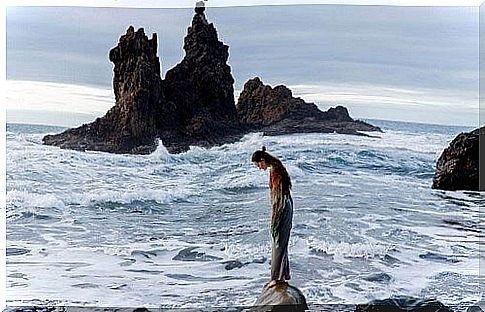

left=307, top=237, right=395, bottom=259
left=6, top=187, right=196, bottom=211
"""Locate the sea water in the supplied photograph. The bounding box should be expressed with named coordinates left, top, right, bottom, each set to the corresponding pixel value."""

left=6, top=120, right=483, bottom=310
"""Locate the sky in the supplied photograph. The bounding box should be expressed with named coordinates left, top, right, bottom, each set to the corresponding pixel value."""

left=5, top=2, right=480, bottom=127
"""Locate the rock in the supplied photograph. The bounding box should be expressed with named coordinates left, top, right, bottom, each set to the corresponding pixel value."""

left=362, top=272, right=392, bottom=283
left=237, top=77, right=382, bottom=136
left=161, top=9, right=245, bottom=153
left=43, top=26, right=163, bottom=154
left=251, top=282, right=308, bottom=311
left=43, top=7, right=383, bottom=155
left=467, top=305, right=485, bottom=312
left=355, top=296, right=452, bottom=312
left=223, top=260, right=248, bottom=270
left=432, top=127, right=481, bottom=191
left=172, top=247, right=223, bottom=262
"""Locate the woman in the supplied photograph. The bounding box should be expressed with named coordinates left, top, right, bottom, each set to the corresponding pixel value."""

left=252, top=146, right=293, bottom=287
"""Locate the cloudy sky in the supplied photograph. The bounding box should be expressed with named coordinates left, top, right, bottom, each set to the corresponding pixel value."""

left=6, top=3, right=479, bottom=126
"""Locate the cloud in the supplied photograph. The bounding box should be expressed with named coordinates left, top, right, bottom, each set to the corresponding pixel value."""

left=5, top=80, right=115, bottom=122
left=6, top=5, right=478, bottom=126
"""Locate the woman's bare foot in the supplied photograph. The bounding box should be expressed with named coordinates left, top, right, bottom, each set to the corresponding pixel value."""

left=267, top=280, right=278, bottom=288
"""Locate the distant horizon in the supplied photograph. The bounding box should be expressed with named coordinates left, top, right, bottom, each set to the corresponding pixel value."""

left=6, top=4, right=479, bottom=127
left=6, top=79, right=477, bottom=129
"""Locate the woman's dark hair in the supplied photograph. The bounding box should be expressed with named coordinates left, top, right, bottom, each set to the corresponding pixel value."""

left=252, top=146, right=292, bottom=193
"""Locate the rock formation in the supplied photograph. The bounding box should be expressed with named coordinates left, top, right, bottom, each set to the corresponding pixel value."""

left=160, top=6, right=244, bottom=153
left=251, top=282, right=308, bottom=312
left=43, top=26, right=163, bottom=154
left=237, top=77, right=381, bottom=136
left=43, top=6, right=382, bottom=155
left=432, top=127, right=481, bottom=191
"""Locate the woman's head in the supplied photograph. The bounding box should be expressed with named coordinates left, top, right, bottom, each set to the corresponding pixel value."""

left=251, top=146, right=292, bottom=192
left=252, top=146, right=270, bottom=170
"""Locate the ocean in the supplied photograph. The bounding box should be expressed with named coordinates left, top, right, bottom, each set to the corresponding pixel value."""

left=6, top=120, right=483, bottom=310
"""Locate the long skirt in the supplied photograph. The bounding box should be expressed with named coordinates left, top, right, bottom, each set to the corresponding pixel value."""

left=270, top=194, right=293, bottom=281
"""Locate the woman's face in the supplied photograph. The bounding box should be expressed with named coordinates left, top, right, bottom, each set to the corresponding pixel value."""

left=254, top=160, right=269, bottom=170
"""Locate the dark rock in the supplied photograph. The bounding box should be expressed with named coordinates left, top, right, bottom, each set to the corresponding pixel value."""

left=6, top=247, right=31, bottom=256
left=432, top=127, right=481, bottom=191
left=172, top=247, right=223, bottom=262
left=355, top=296, right=452, bottom=312
left=161, top=9, right=245, bottom=153
left=223, top=260, right=248, bottom=270
left=237, top=77, right=382, bottom=136
left=363, top=272, right=392, bottom=283
left=251, top=282, right=308, bottom=312
left=418, top=252, right=460, bottom=264
left=43, top=26, right=163, bottom=154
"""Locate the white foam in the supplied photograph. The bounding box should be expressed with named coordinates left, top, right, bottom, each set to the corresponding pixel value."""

left=307, top=237, right=394, bottom=259
left=7, top=190, right=66, bottom=210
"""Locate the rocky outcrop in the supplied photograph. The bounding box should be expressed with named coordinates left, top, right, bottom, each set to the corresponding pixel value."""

left=43, top=6, right=383, bottom=155
left=355, top=296, right=452, bottom=312
left=432, top=127, right=481, bottom=191
left=237, top=77, right=381, bottom=136
left=160, top=8, right=244, bottom=153
left=43, top=26, right=163, bottom=154
left=251, top=282, right=308, bottom=312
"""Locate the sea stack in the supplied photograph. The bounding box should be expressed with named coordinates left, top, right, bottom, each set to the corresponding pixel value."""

left=432, top=127, right=481, bottom=191
left=43, top=26, right=163, bottom=154
left=237, top=77, right=381, bottom=136
left=160, top=5, right=244, bottom=153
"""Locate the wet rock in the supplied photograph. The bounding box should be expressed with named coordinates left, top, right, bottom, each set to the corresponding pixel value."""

left=6, top=247, right=31, bottom=256
left=223, top=260, right=248, bottom=270
left=432, top=127, right=481, bottom=191
left=363, top=272, right=392, bottom=283
left=251, top=282, right=308, bottom=311
left=355, top=296, right=452, bottom=312
left=418, top=252, right=460, bottom=264
left=172, top=247, right=223, bottom=262
left=43, top=26, right=163, bottom=154
left=466, top=305, right=484, bottom=312
left=237, top=77, right=381, bottom=136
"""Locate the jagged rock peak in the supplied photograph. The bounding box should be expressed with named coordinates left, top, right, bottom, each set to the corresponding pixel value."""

left=43, top=25, right=163, bottom=154
left=160, top=8, right=241, bottom=153
left=183, top=9, right=228, bottom=62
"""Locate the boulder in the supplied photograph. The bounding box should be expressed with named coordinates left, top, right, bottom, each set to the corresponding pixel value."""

left=43, top=26, right=163, bottom=154
left=237, top=77, right=381, bottom=136
left=432, top=127, right=481, bottom=191
left=251, top=282, right=308, bottom=312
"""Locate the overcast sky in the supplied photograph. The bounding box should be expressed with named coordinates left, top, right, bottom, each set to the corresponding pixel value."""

left=6, top=4, right=479, bottom=126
